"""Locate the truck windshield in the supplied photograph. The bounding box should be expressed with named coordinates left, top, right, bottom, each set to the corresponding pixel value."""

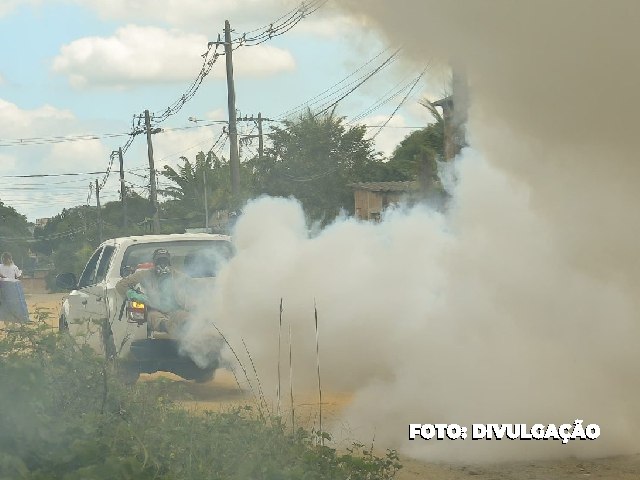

left=120, top=240, right=233, bottom=278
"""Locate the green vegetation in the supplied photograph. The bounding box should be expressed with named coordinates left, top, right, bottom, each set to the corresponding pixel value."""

left=0, top=201, right=31, bottom=264
left=159, top=109, right=447, bottom=225
left=0, top=317, right=401, bottom=479
left=248, top=110, right=389, bottom=222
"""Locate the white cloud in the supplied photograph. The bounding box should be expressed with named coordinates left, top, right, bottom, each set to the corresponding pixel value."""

left=293, top=9, right=368, bottom=38
left=359, top=114, right=416, bottom=157
left=204, top=108, right=226, bottom=121
left=224, top=44, right=295, bottom=79
left=45, top=139, right=110, bottom=173
left=52, top=25, right=295, bottom=88
left=0, top=0, right=40, bottom=18
left=153, top=124, right=228, bottom=169
left=0, top=153, right=16, bottom=170
left=73, top=0, right=366, bottom=46
left=0, top=99, right=75, bottom=137
left=0, top=99, right=115, bottom=219
left=74, top=0, right=304, bottom=33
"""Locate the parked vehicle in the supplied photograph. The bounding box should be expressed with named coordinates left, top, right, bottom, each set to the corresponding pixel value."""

left=57, top=233, right=233, bottom=383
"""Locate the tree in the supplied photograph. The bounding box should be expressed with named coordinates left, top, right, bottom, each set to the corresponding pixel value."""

left=386, top=118, right=444, bottom=182
left=160, top=151, right=252, bottom=231
left=0, top=201, right=31, bottom=268
left=32, top=206, right=96, bottom=288
left=101, top=190, right=153, bottom=236
left=249, top=109, right=386, bottom=222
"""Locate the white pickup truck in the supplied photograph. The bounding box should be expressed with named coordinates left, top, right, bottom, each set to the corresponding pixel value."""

left=57, top=233, right=232, bottom=382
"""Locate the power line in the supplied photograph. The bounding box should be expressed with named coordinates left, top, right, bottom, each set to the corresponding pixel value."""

left=348, top=70, right=425, bottom=125
left=0, top=223, right=97, bottom=242
left=0, top=171, right=107, bottom=178
left=369, top=67, right=429, bottom=140
left=277, top=48, right=402, bottom=121
left=276, top=46, right=397, bottom=120
left=229, top=0, right=328, bottom=47
left=313, top=49, right=402, bottom=118
left=149, top=43, right=223, bottom=124
left=280, top=166, right=340, bottom=182
left=0, top=131, right=134, bottom=147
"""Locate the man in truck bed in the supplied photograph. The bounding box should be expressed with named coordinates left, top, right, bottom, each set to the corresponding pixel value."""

left=115, top=248, right=192, bottom=336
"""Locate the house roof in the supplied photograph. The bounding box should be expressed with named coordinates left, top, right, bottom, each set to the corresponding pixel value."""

left=348, top=181, right=419, bottom=192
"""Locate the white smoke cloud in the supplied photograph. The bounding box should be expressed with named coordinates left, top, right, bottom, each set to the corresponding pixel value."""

left=263, top=0, right=640, bottom=462
left=196, top=144, right=640, bottom=463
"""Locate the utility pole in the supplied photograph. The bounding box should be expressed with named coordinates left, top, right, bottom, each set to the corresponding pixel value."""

left=451, top=67, right=468, bottom=156
left=238, top=113, right=269, bottom=158
left=203, top=168, right=209, bottom=231
left=433, top=68, right=468, bottom=161
left=118, top=147, right=127, bottom=229
left=144, top=109, right=161, bottom=234
left=224, top=20, right=240, bottom=204
left=257, top=112, right=264, bottom=159
left=95, top=179, right=103, bottom=243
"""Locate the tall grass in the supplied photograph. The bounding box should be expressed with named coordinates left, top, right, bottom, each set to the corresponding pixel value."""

left=0, top=313, right=402, bottom=479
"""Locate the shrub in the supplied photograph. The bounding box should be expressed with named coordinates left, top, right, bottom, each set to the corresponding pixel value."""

left=0, top=319, right=401, bottom=479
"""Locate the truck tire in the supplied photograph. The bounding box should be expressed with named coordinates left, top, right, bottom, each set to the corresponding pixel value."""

left=192, top=367, right=215, bottom=384
left=58, top=314, right=68, bottom=332
left=170, top=361, right=216, bottom=383
left=117, top=362, right=141, bottom=385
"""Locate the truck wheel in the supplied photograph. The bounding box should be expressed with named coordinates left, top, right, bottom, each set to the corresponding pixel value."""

left=117, top=363, right=141, bottom=385
left=170, top=362, right=216, bottom=383
left=58, top=314, right=68, bottom=332
left=192, top=367, right=215, bottom=384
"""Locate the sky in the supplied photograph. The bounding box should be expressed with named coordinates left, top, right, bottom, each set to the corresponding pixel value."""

left=0, top=0, right=443, bottom=222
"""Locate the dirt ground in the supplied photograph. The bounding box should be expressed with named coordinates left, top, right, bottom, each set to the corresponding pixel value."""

left=24, top=292, right=640, bottom=480
left=24, top=291, right=66, bottom=327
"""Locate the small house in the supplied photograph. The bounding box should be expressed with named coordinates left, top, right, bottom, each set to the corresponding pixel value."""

left=349, top=181, right=419, bottom=221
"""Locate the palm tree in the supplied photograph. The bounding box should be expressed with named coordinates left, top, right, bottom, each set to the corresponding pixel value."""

left=160, top=151, right=231, bottom=227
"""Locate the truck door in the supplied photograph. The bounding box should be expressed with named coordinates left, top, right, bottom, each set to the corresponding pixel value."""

left=67, top=246, right=115, bottom=353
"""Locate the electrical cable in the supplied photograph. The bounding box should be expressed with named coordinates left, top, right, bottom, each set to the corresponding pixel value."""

left=276, top=45, right=396, bottom=120
left=348, top=70, right=424, bottom=125
left=369, top=67, right=428, bottom=140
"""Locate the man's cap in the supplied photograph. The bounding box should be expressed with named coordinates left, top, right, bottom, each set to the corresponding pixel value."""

left=152, top=248, right=171, bottom=263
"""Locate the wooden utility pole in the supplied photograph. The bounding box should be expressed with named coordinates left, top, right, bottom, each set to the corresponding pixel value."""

left=95, top=179, right=103, bottom=243
left=224, top=20, right=240, bottom=203
left=203, top=169, right=209, bottom=231
left=451, top=68, right=468, bottom=156
left=144, top=109, right=160, bottom=234
left=118, top=147, right=127, bottom=229
left=257, top=112, right=264, bottom=159
left=431, top=68, right=468, bottom=162
left=238, top=113, right=268, bottom=158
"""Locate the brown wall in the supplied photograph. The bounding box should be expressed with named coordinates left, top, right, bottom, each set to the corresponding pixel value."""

left=354, top=190, right=384, bottom=220
left=21, top=277, right=48, bottom=294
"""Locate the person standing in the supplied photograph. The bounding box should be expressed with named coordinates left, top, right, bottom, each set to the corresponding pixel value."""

left=0, top=252, right=22, bottom=280
left=0, top=252, right=29, bottom=323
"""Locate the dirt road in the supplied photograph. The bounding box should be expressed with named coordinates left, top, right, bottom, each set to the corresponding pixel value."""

left=25, top=291, right=66, bottom=327
left=25, top=293, right=640, bottom=480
